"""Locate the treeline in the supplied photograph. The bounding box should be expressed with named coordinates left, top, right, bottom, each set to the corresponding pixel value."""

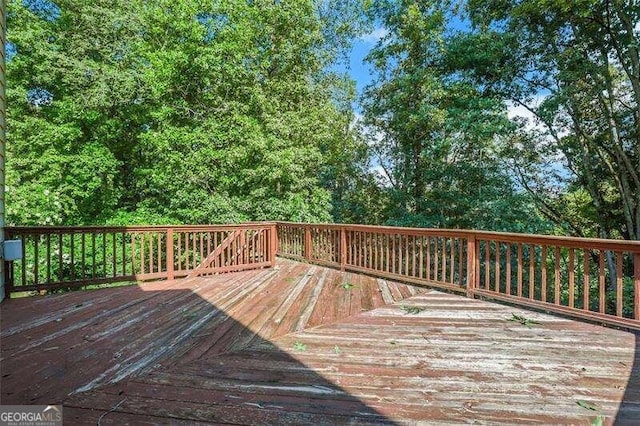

left=7, top=0, right=639, bottom=242
left=8, top=0, right=367, bottom=225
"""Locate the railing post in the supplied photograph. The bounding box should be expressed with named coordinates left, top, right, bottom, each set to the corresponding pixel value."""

left=270, top=224, right=277, bottom=267
left=466, top=235, right=477, bottom=298
left=340, top=227, right=346, bottom=271
left=166, top=228, right=174, bottom=280
left=304, top=226, right=312, bottom=261
left=634, top=252, right=640, bottom=320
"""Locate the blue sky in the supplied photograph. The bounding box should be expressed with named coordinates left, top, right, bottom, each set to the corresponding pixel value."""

left=339, top=15, right=471, bottom=104
left=338, top=28, right=389, bottom=96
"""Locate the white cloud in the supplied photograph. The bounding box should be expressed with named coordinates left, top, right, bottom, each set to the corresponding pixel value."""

left=360, top=27, right=389, bottom=44
left=505, top=94, right=571, bottom=139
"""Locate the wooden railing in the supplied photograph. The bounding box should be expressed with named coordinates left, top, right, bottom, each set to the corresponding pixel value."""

left=5, top=224, right=276, bottom=293
left=276, top=222, right=640, bottom=330
left=6, top=220, right=640, bottom=330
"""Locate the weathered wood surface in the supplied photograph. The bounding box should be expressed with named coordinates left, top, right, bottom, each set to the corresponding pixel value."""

left=0, top=259, right=421, bottom=405
left=1, top=259, right=639, bottom=424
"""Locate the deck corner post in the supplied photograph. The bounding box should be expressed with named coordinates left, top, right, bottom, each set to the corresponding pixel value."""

left=340, top=227, right=346, bottom=271
left=166, top=228, right=174, bottom=280
left=304, top=226, right=312, bottom=261
left=466, top=234, right=477, bottom=298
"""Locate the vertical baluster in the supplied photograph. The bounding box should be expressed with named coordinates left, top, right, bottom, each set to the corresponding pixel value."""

left=102, top=232, right=107, bottom=278
left=616, top=252, right=623, bottom=317
left=554, top=247, right=561, bottom=305
left=91, top=229, right=99, bottom=279
left=506, top=244, right=511, bottom=295
left=129, top=232, right=135, bottom=275
left=114, top=233, right=118, bottom=276
left=17, top=234, right=25, bottom=287
left=419, top=236, right=424, bottom=279
left=373, top=233, right=378, bottom=271
left=34, top=235, right=39, bottom=286
left=185, top=232, right=190, bottom=269
left=541, top=246, right=547, bottom=302
left=494, top=241, right=500, bottom=292
left=434, top=237, right=439, bottom=282
left=360, top=231, right=365, bottom=268
left=58, top=233, right=63, bottom=283
left=391, top=234, right=396, bottom=274
left=404, top=234, right=409, bottom=275
left=69, top=232, right=75, bottom=281
left=484, top=240, right=490, bottom=289
left=457, top=238, right=462, bottom=285
left=385, top=233, right=390, bottom=272
left=177, top=232, right=182, bottom=271
left=122, top=232, right=126, bottom=276
left=46, top=234, right=51, bottom=284
left=200, top=232, right=204, bottom=266
left=146, top=232, right=152, bottom=275
left=442, top=238, right=447, bottom=283
left=529, top=245, right=536, bottom=300
left=166, top=229, right=174, bottom=279
left=426, top=237, right=431, bottom=280
left=192, top=232, right=197, bottom=268
left=582, top=250, right=590, bottom=311
left=517, top=244, right=523, bottom=297
left=157, top=232, right=162, bottom=273
left=569, top=248, right=575, bottom=308
left=412, top=236, right=417, bottom=277
left=81, top=233, right=86, bottom=280
left=140, top=233, right=145, bottom=275
left=634, top=253, right=640, bottom=320
left=449, top=238, right=455, bottom=284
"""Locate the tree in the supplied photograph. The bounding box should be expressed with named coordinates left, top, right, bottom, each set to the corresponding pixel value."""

left=7, top=0, right=368, bottom=225
left=361, top=0, right=547, bottom=232
left=465, top=0, right=640, bottom=241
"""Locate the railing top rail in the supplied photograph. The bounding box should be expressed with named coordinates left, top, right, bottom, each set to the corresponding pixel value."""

left=6, top=222, right=276, bottom=234
left=276, top=222, right=640, bottom=252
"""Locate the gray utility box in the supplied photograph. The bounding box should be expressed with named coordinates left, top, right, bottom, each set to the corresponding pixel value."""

left=3, top=239, right=23, bottom=261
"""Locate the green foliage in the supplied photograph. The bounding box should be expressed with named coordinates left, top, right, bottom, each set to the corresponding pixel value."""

left=361, top=0, right=551, bottom=233
left=508, top=313, right=540, bottom=328
left=400, top=304, right=424, bottom=314
left=8, top=0, right=635, bottom=249
left=465, top=0, right=640, bottom=241
left=7, top=0, right=367, bottom=226
left=293, top=341, right=307, bottom=351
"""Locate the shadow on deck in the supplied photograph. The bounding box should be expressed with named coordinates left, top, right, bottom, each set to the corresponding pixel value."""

left=1, top=258, right=639, bottom=424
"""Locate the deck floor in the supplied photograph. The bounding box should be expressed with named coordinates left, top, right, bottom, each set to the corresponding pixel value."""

left=1, top=258, right=639, bottom=424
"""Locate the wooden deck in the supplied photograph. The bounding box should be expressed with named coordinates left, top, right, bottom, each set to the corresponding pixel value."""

left=1, top=258, right=639, bottom=424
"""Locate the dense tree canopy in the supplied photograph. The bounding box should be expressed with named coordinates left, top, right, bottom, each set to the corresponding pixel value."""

left=7, top=0, right=367, bottom=225
left=6, top=0, right=638, bottom=242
